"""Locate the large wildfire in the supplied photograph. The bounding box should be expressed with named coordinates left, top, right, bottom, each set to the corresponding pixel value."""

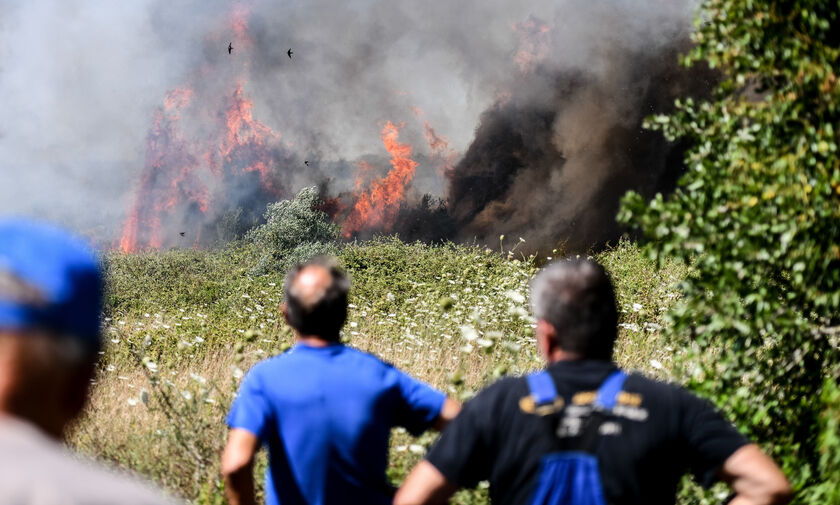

left=112, top=1, right=709, bottom=254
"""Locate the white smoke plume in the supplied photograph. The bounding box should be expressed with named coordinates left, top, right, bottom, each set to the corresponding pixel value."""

left=0, top=0, right=700, bottom=251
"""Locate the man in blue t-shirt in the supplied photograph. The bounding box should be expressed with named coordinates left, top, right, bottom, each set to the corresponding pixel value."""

left=222, top=257, right=460, bottom=505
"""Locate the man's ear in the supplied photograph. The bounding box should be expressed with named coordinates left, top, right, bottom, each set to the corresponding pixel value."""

left=535, top=319, right=557, bottom=360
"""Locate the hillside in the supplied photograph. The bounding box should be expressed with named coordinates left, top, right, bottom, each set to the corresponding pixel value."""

left=72, top=238, right=688, bottom=504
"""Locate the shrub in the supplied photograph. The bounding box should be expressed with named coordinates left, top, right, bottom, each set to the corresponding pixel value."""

left=619, top=0, right=840, bottom=499
left=246, top=186, right=340, bottom=275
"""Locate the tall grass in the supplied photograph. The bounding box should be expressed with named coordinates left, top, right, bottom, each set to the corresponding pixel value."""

left=71, top=238, right=687, bottom=504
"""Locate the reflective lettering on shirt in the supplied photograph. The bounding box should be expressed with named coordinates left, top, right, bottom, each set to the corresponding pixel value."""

left=617, top=392, right=643, bottom=407
left=599, top=421, right=622, bottom=435
left=557, top=415, right=583, bottom=437
left=572, top=391, right=596, bottom=405
left=613, top=404, right=649, bottom=421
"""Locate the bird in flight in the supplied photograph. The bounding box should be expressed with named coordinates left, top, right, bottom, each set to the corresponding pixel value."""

left=287, top=48, right=293, bottom=59
left=304, top=160, right=310, bottom=166
left=228, top=42, right=233, bottom=54
left=179, top=232, right=185, bottom=237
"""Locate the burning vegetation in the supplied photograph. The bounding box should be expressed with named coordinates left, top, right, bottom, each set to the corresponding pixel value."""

left=117, top=1, right=711, bottom=254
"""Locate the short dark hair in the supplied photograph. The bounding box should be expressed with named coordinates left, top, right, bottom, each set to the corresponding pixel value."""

left=530, top=258, right=618, bottom=360
left=283, top=257, right=350, bottom=341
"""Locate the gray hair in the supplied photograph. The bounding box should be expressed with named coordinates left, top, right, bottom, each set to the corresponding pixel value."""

left=530, top=258, right=618, bottom=359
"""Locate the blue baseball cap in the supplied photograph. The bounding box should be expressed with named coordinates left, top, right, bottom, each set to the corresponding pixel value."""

left=0, top=218, right=103, bottom=350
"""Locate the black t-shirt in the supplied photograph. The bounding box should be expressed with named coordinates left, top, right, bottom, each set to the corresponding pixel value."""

left=426, top=361, right=748, bottom=505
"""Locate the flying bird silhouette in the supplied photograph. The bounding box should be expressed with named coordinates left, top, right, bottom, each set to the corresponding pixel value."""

left=304, top=160, right=309, bottom=166
left=287, top=48, right=293, bottom=59
left=228, top=42, right=233, bottom=54
left=179, top=232, right=185, bottom=237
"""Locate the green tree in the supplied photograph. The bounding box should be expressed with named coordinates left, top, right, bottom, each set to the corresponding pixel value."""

left=247, top=186, right=340, bottom=275
left=619, top=0, right=839, bottom=500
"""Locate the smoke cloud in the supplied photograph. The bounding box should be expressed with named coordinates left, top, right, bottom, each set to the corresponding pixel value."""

left=0, top=0, right=706, bottom=252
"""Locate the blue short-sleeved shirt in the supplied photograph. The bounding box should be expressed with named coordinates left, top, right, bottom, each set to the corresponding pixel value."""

left=226, top=343, right=446, bottom=505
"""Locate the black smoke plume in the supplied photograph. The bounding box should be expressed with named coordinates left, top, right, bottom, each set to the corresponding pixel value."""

left=442, top=43, right=715, bottom=253
left=0, top=0, right=709, bottom=252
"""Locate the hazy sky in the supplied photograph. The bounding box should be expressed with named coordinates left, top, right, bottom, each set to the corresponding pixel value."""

left=0, top=0, right=695, bottom=245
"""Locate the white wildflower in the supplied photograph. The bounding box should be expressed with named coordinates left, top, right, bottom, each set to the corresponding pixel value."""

left=180, top=391, right=193, bottom=401
left=190, top=373, right=207, bottom=385
left=632, top=303, right=643, bottom=312
left=476, top=338, right=494, bottom=349
left=649, top=359, right=664, bottom=370
left=460, top=325, right=479, bottom=341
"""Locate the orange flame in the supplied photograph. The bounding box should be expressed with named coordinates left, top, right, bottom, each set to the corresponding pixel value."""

left=411, top=106, right=458, bottom=176
left=220, top=81, right=284, bottom=195
left=423, top=123, right=458, bottom=177
left=117, top=1, right=296, bottom=252
left=119, top=93, right=210, bottom=252
left=352, top=160, right=376, bottom=192
left=514, top=17, right=550, bottom=73
left=343, top=121, right=419, bottom=237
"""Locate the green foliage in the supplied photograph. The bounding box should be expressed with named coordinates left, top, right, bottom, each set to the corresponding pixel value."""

left=246, top=186, right=340, bottom=275
left=801, top=379, right=840, bottom=504
left=80, top=239, right=688, bottom=504
left=619, top=0, right=840, bottom=497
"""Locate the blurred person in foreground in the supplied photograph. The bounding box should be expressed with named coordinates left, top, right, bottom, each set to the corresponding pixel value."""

left=222, top=256, right=460, bottom=505
left=395, top=258, right=791, bottom=505
left=0, top=218, right=178, bottom=504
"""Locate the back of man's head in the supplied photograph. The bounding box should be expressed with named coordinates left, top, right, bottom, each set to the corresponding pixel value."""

left=0, top=218, right=103, bottom=438
left=530, top=258, right=618, bottom=360
left=283, top=256, right=350, bottom=342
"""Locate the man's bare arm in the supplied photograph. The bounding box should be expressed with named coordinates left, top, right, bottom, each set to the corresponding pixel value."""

left=221, top=428, right=260, bottom=505
left=394, top=460, right=459, bottom=505
left=720, top=444, right=792, bottom=505
left=432, top=398, right=461, bottom=431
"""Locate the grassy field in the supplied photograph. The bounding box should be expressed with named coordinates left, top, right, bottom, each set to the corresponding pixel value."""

left=70, top=237, right=689, bottom=504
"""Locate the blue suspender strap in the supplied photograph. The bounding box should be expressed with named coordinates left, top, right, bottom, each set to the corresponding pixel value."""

left=594, top=370, right=627, bottom=410
left=526, top=370, right=559, bottom=405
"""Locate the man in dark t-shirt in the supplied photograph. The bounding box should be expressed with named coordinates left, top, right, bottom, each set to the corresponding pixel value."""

left=395, top=258, right=791, bottom=505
